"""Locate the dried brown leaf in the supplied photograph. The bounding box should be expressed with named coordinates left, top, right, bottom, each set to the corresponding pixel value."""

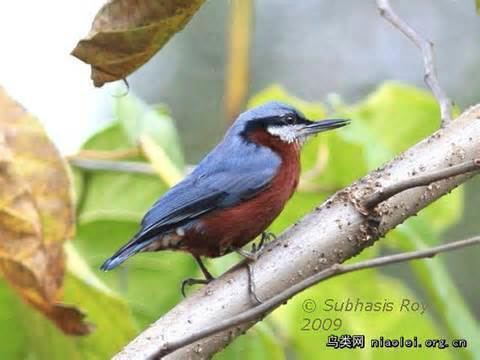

left=0, top=87, right=91, bottom=335
left=72, top=0, right=206, bottom=87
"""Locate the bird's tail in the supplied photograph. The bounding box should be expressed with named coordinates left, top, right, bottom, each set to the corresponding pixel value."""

left=100, top=233, right=150, bottom=271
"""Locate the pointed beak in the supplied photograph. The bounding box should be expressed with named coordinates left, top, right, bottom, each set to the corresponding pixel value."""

left=299, top=118, right=350, bottom=137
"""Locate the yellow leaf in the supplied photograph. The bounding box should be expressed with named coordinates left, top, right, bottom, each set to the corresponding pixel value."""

left=139, top=134, right=183, bottom=187
left=0, top=87, right=91, bottom=335
left=224, top=0, right=253, bottom=121
left=72, top=0, right=206, bottom=87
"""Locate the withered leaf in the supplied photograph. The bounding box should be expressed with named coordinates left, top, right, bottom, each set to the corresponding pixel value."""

left=72, top=0, right=206, bottom=87
left=0, top=87, right=92, bottom=335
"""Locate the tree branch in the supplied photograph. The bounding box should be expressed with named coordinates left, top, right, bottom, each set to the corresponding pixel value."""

left=361, top=158, right=480, bottom=209
left=113, top=105, right=480, bottom=360
left=376, top=0, right=453, bottom=126
left=153, top=235, right=480, bottom=357
left=150, top=157, right=480, bottom=357
left=68, top=157, right=156, bottom=175
left=71, top=148, right=140, bottom=160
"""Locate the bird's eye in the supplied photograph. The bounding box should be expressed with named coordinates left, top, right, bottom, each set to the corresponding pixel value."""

left=283, top=115, right=296, bottom=124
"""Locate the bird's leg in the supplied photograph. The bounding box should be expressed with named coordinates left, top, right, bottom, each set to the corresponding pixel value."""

left=247, top=262, right=262, bottom=305
left=181, top=255, right=215, bottom=297
left=235, top=231, right=276, bottom=261
left=194, top=255, right=215, bottom=281
left=232, top=232, right=276, bottom=305
left=181, top=278, right=211, bottom=298
left=261, top=231, right=276, bottom=242
left=259, top=231, right=276, bottom=249
left=231, top=250, right=263, bottom=304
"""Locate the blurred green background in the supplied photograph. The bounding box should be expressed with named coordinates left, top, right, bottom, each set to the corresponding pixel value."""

left=1, top=0, right=479, bottom=359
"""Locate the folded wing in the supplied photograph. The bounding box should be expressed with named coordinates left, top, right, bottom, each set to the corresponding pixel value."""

left=101, top=143, right=281, bottom=270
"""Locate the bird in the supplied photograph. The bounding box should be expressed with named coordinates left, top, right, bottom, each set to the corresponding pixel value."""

left=101, top=101, right=349, bottom=297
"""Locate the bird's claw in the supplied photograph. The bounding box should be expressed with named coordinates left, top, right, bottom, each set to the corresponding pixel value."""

left=235, top=247, right=260, bottom=262
left=261, top=231, right=276, bottom=244
left=181, top=277, right=213, bottom=298
left=181, top=255, right=216, bottom=297
left=247, top=263, right=263, bottom=305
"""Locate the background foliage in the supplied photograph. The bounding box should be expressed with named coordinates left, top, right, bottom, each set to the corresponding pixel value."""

left=1, top=82, right=477, bottom=359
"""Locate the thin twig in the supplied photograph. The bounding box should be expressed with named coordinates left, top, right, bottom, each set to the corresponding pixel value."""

left=68, top=157, right=156, bottom=175
left=70, top=148, right=140, bottom=160
left=153, top=236, right=480, bottom=357
left=362, top=159, right=480, bottom=209
left=376, top=0, right=453, bottom=126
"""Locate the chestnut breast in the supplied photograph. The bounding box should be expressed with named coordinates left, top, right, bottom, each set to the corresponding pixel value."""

left=181, top=130, right=301, bottom=257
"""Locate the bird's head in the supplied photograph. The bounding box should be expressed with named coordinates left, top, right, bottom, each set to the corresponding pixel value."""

left=234, top=101, right=350, bottom=145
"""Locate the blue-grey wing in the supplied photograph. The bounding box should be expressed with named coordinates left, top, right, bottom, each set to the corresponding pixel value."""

left=140, top=142, right=281, bottom=238
left=139, top=166, right=278, bottom=235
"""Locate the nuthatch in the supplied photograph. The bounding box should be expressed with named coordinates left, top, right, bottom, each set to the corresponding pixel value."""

left=101, top=102, right=349, bottom=297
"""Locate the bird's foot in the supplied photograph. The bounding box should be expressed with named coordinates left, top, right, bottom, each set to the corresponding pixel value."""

left=194, top=255, right=215, bottom=281
left=261, top=231, right=276, bottom=244
left=232, top=249, right=262, bottom=304
left=181, top=255, right=215, bottom=297
left=235, top=246, right=261, bottom=262
left=253, top=231, right=276, bottom=256
left=231, top=233, right=276, bottom=305
left=235, top=231, right=275, bottom=262
left=181, top=277, right=214, bottom=298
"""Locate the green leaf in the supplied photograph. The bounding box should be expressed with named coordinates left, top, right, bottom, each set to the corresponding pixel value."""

left=217, top=322, right=285, bottom=360
left=476, top=0, right=480, bottom=14
left=140, top=133, right=184, bottom=186
left=78, top=122, right=168, bottom=223
left=78, top=168, right=167, bottom=224
left=81, top=122, right=132, bottom=152
left=115, top=93, right=185, bottom=168
left=75, top=219, right=197, bottom=327
left=270, top=191, right=328, bottom=234
left=75, top=121, right=196, bottom=326
left=0, top=281, right=28, bottom=359
left=338, top=82, right=463, bottom=234
left=0, top=249, right=138, bottom=360
left=347, top=82, right=439, bottom=153
left=271, top=269, right=453, bottom=360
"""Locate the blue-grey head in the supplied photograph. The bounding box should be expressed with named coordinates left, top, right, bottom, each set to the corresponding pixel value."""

left=230, top=101, right=350, bottom=144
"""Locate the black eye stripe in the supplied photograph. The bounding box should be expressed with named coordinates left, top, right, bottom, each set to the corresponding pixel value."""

left=241, top=113, right=302, bottom=137
left=283, top=114, right=296, bottom=124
